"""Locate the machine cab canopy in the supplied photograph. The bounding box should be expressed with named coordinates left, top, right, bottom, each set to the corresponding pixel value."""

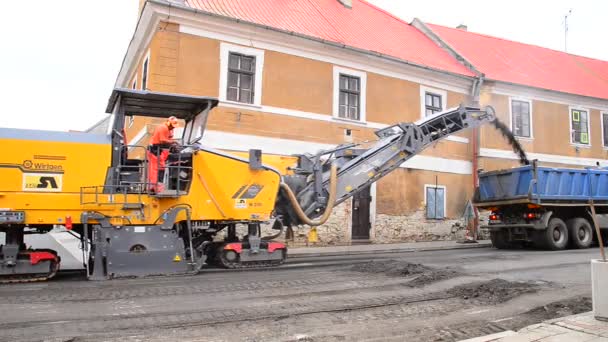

left=106, top=88, right=219, bottom=145
left=101, top=89, right=219, bottom=196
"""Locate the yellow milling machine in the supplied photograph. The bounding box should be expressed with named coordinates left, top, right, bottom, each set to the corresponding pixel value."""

left=0, top=89, right=495, bottom=282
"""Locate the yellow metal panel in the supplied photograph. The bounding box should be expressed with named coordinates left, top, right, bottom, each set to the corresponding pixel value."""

left=165, top=149, right=283, bottom=221
left=0, top=137, right=117, bottom=225
left=0, top=138, right=110, bottom=193
left=0, top=135, right=286, bottom=226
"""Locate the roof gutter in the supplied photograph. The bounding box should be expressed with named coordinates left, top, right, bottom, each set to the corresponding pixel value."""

left=147, top=0, right=475, bottom=81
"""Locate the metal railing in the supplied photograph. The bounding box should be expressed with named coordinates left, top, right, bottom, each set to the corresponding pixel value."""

left=80, top=184, right=145, bottom=206
left=80, top=144, right=194, bottom=205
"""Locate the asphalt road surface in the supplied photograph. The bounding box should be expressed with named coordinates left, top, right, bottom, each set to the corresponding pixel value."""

left=0, top=247, right=599, bottom=342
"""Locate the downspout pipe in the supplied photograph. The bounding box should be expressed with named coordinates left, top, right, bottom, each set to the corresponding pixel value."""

left=471, top=75, right=485, bottom=239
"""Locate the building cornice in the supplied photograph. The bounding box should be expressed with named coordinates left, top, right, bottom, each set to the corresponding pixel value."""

left=487, top=81, right=608, bottom=111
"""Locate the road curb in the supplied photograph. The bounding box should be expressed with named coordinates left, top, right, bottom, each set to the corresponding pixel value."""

left=287, top=242, right=492, bottom=259
left=458, top=330, right=516, bottom=342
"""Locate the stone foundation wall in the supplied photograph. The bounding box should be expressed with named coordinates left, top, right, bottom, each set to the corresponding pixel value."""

left=373, top=210, right=468, bottom=243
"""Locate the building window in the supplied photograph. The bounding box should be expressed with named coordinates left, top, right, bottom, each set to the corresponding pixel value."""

left=602, top=112, right=608, bottom=148
left=226, top=52, right=256, bottom=104
left=419, top=86, right=447, bottom=119
left=333, top=66, right=366, bottom=122
left=338, top=74, right=360, bottom=120
left=219, top=43, right=264, bottom=106
left=424, top=92, right=442, bottom=116
left=571, top=108, right=590, bottom=145
left=141, top=53, right=149, bottom=91
left=511, top=99, right=532, bottom=138
left=425, top=185, right=446, bottom=219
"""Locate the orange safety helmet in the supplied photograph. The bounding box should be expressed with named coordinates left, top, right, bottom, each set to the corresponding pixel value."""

left=167, top=116, right=179, bottom=128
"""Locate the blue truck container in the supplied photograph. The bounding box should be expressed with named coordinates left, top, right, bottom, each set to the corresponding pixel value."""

left=474, top=163, right=608, bottom=250
left=476, top=164, right=608, bottom=205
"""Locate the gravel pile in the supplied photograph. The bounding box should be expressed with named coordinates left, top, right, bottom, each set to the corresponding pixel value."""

left=448, top=279, right=539, bottom=304
left=350, top=260, right=461, bottom=287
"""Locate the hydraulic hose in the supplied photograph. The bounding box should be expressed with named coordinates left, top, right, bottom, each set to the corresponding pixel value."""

left=279, top=163, right=338, bottom=226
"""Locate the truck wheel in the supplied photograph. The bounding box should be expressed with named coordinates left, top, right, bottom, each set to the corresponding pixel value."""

left=566, top=218, right=593, bottom=249
left=539, top=218, right=569, bottom=250
left=490, top=231, right=512, bottom=249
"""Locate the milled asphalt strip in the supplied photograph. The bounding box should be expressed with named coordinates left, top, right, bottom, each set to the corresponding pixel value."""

left=153, top=294, right=458, bottom=330
left=0, top=293, right=455, bottom=332
left=287, top=242, right=492, bottom=259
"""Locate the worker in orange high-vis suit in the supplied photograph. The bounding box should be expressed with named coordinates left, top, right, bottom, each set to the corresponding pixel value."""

left=147, top=116, right=179, bottom=192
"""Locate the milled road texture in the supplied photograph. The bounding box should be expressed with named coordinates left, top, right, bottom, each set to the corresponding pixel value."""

left=0, top=247, right=597, bottom=341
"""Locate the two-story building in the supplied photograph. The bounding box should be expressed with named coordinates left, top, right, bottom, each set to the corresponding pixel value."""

left=113, top=0, right=608, bottom=245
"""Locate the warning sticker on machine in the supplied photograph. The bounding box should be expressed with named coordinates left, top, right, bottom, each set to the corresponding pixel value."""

left=22, top=173, right=63, bottom=192
left=235, top=199, right=247, bottom=209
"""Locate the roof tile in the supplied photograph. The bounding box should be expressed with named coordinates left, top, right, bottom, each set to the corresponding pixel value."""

left=427, top=23, right=608, bottom=99
left=184, top=0, right=475, bottom=76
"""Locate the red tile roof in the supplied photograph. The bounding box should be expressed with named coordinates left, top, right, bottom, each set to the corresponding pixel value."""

left=184, top=0, right=475, bottom=76
left=427, top=24, right=608, bottom=99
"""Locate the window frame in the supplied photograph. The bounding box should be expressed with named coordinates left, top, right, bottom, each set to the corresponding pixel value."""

left=425, top=92, right=442, bottom=116
left=419, top=86, right=447, bottom=119
left=424, top=184, right=447, bottom=220
left=226, top=52, right=257, bottom=104
left=132, top=78, right=137, bottom=90
left=333, top=66, right=367, bottom=123
left=219, top=43, right=264, bottom=107
left=337, top=73, right=361, bottom=121
left=141, top=50, right=150, bottom=91
left=569, top=106, right=591, bottom=147
left=602, top=111, right=608, bottom=149
left=509, top=97, right=533, bottom=139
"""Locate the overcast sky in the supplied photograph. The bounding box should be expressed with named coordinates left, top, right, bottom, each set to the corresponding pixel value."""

left=1, top=0, right=606, bottom=132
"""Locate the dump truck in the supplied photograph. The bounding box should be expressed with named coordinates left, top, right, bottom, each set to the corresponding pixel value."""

left=474, top=161, right=608, bottom=250
left=0, top=89, right=495, bottom=282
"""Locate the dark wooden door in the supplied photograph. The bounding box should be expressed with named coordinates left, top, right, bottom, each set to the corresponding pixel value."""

left=352, top=186, right=371, bottom=241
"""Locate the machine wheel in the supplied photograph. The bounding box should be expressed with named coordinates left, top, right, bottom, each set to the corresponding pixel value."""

left=490, top=230, right=512, bottom=249
left=566, top=218, right=593, bottom=249
left=219, top=249, right=240, bottom=269
left=537, top=218, right=569, bottom=250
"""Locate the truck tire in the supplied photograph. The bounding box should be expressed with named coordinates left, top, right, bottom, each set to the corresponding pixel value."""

left=537, top=218, right=569, bottom=250
left=490, top=230, right=512, bottom=249
left=566, top=218, right=593, bottom=249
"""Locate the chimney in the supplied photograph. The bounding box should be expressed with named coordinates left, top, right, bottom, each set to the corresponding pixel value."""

left=456, top=24, right=468, bottom=31
left=338, top=0, right=352, bottom=8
